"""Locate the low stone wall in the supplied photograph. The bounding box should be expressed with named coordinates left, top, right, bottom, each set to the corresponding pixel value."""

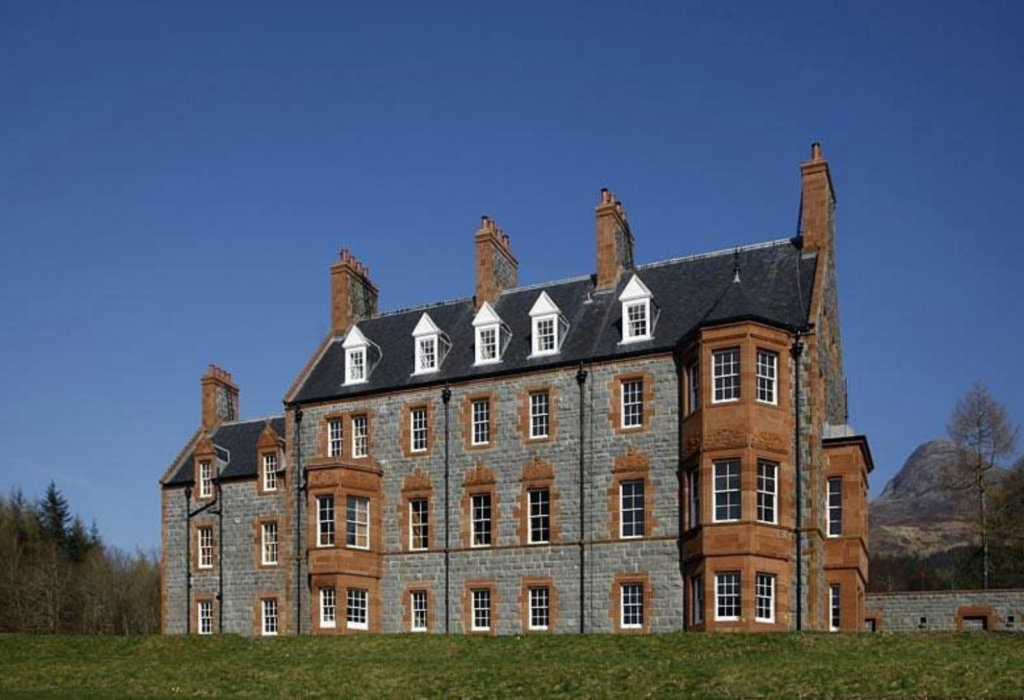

left=865, top=589, right=1024, bottom=632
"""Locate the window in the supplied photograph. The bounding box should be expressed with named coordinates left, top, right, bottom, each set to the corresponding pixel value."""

left=713, top=460, right=741, bottom=522
left=756, top=460, right=778, bottom=524
left=713, top=348, right=741, bottom=403
left=410, top=407, right=428, bottom=452
left=347, top=496, right=370, bottom=549
left=262, top=453, right=278, bottom=492
left=756, top=350, right=778, bottom=404
left=198, top=526, right=213, bottom=569
left=347, top=588, right=368, bottom=630
left=417, top=336, right=437, bottom=373
left=409, top=498, right=429, bottom=551
left=620, top=480, right=645, bottom=538
left=473, top=303, right=507, bottom=365
left=715, top=572, right=741, bottom=621
left=352, top=415, right=368, bottom=458
left=471, top=399, right=490, bottom=446
left=346, top=347, right=366, bottom=384
left=471, top=589, right=491, bottom=631
left=529, top=587, right=550, bottom=630
left=529, top=391, right=549, bottom=439
left=535, top=317, right=556, bottom=354
left=411, top=590, right=428, bottom=632
left=830, top=584, right=841, bottom=631
left=198, top=600, right=213, bottom=635
left=261, top=598, right=278, bottom=636
left=412, top=312, right=450, bottom=374
left=327, top=419, right=343, bottom=458
left=755, top=574, right=775, bottom=623
left=261, top=522, right=278, bottom=566
left=693, top=576, right=704, bottom=625
left=320, top=587, right=337, bottom=628
left=621, top=379, right=644, bottom=429
left=480, top=327, right=498, bottom=362
left=619, top=275, right=654, bottom=343
left=529, top=291, right=567, bottom=357
left=828, top=477, right=843, bottom=537
left=528, top=489, right=550, bottom=544
left=317, top=495, right=335, bottom=547
left=471, top=494, right=492, bottom=547
left=688, top=361, right=700, bottom=413
left=688, top=468, right=700, bottom=529
left=621, top=583, right=644, bottom=629
left=199, top=460, right=213, bottom=499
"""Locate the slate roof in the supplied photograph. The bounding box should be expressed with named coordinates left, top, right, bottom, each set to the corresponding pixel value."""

left=163, top=417, right=285, bottom=487
left=291, top=238, right=817, bottom=405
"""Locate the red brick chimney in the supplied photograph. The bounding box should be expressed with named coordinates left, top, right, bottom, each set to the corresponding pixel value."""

left=331, top=248, right=379, bottom=336
left=799, top=142, right=836, bottom=253
left=595, top=188, right=634, bottom=290
left=474, top=215, right=518, bottom=309
left=201, top=364, right=238, bottom=431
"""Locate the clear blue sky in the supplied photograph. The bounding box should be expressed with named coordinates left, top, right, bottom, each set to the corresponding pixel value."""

left=2, top=1, right=1022, bottom=552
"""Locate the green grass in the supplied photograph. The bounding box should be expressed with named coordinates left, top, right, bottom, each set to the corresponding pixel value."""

left=1, top=632, right=1022, bottom=697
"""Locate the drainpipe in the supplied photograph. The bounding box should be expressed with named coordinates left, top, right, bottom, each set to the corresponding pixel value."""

left=184, top=486, right=192, bottom=635
left=215, top=479, right=223, bottom=633
left=576, top=363, right=588, bottom=634
left=791, top=337, right=805, bottom=631
left=294, top=407, right=304, bottom=635
left=441, top=382, right=452, bottom=634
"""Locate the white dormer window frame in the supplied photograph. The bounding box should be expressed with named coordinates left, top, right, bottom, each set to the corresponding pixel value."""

left=472, top=302, right=510, bottom=366
left=619, top=275, right=656, bottom=344
left=343, top=325, right=379, bottom=386
left=528, top=291, right=568, bottom=358
left=411, top=313, right=451, bottom=375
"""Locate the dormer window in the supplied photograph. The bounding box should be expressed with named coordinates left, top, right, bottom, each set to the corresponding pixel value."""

left=528, top=291, right=568, bottom=358
left=342, top=325, right=379, bottom=385
left=619, top=275, right=655, bottom=344
left=411, top=313, right=451, bottom=375
left=473, top=302, right=510, bottom=366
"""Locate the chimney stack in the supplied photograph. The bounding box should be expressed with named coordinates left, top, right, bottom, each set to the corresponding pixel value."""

left=201, top=364, right=239, bottom=431
left=595, top=188, right=635, bottom=290
left=474, top=215, right=518, bottom=309
left=799, top=142, right=836, bottom=254
left=331, top=248, right=379, bottom=336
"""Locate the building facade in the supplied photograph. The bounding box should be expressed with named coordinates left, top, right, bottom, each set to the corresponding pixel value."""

left=160, top=144, right=872, bottom=636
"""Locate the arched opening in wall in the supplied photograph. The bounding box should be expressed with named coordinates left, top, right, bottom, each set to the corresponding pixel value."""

left=956, top=606, right=996, bottom=632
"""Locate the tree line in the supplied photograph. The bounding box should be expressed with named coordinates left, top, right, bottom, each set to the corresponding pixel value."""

left=0, top=482, right=159, bottom=634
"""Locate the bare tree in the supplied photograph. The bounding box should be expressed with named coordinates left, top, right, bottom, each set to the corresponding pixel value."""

left=943, top=382, right=1019, bottom=589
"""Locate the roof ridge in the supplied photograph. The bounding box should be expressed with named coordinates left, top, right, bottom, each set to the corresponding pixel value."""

left=637, top=238, right=794, bottom=271
left=375, top=296, right=473, bottom=318
left=217, top=415, right=284, bottom=427
left=502, top=273, right=594, bottom=295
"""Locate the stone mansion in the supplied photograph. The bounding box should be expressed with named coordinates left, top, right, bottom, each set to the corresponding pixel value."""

left=160, top=144, right=872, bottom=636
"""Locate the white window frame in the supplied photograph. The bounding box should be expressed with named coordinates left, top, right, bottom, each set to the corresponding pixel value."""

left=619, top=480, right=645, bottom=539
left=688, top=361, right=700, bottom=414
left=620, top=582, right=644, bottom=629
left=198, top=600, right=213, bottom=635
left=830, top=584, right=841, bottom=631
left=688, top=468, right=700, bottom=529
left=262, top=453, right=278, bottom=492
left=713, top=460, right=741, bottom=523
left=412, top=313, right=450, bottom=375
left=197, top=526, right=214, bottom=569
left=410, top=407, right=428, bottom=452
left=755, top=573, right=775, bottom=623
left=715, top=572, right=741, bottom=621
left=693, top=576, right=704, bottom=625
left=529, top=391, right=549, bottom=439
left=411, top=590, right=428, bottom=632
left=316, top=495, right=335, bottom=547
left=346, top=495, right=370, bottom=550
left=347, top=588, right=369, bottom=631
left=756, top=460, right=778, bottom=525
left=712, top=348, right=741, bottom=403
left=472, top=302, right=508, bottom=366
left=528, top=292, right=567, bottom=358
left=351, top=414, right=368, bottom=458
left=320, top=587, right=337, bottom=629
left=198, top=460, right=213, bottom=499
left=261, top=521, right=278, bottom=566
left=261, top=598, right=278, bottom=636
left=409, top=498, right=429, bottom=551
left=470, top=493, right=492, bottom=547
left=327, top=419, right=343, bottom=458
left=471, top=399, right=490, bottom=446
left=345, top=346, right=367, bottom=385
left=528, top=488, right=550, bottom=544
left=416, top=335, right=438, bottom=374
left=828, top=477, right=843, bottom=537
left=529, top=586, right=550, bottom=630
left=471, top=588, right=492, bottom=631
left=756, top=350, right=778, bottom=405
left=621, top=378, right=644, bottom=429
left=618, top=275, right=655, bottom=344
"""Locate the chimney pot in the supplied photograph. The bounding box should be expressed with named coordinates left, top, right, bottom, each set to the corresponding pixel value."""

left=595, top=187, right=635, bottom=290
left=201, top=363, right=239, bottom=430
left=331, top=247, right=379, bottom=335
left=474, top=215, right=518, bottom=308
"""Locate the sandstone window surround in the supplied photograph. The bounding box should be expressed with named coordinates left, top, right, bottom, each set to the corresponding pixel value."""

left=608, top=371, right=656, bottom=434
left=472, top=302, right=511, bottom=366
left=519, top=577, right=557, bottom=634
left=607, top=447, right=657, bottom=540
left=409, top=588, right=429, bottom=632
left=411, top=312, right=451, bottom=375
left=611, top=572, right=651, bottom=633
left=529, top=586, right=550, bottom=630
left=261, top=453, right=278, bottom=492
left=471, top=588, right=492, bottom=632
left=261, top=598, right=279, bottom=636
left=528, top=291, right=568, bottom=357
left=410, top=407, right=428, bottom=453
left=529, top=391, right=550, bottom=439
left=618, top=274, right=656, bottom=344
left=400, top=470, right=433, bottom=552
left=197, top=460, right=214, bottom=499
left=197, top=598, right=214, bottom=635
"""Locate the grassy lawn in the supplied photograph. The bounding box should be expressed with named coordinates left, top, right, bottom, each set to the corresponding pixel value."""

left=1, top=632, right=1022, bottom=697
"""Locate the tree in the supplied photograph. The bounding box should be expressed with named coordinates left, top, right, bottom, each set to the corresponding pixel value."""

left=991, top=455, right=1024, bottom=583
left=942, top=382, right=1019, bottom=589
left=37, top=481, right=70, bottom=546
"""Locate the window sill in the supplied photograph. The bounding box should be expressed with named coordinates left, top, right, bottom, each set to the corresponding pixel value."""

left=618, top=335, right=653, bottom=345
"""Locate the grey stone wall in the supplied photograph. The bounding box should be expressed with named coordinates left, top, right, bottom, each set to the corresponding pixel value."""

left=867, top=590, right=1024, bottom=632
